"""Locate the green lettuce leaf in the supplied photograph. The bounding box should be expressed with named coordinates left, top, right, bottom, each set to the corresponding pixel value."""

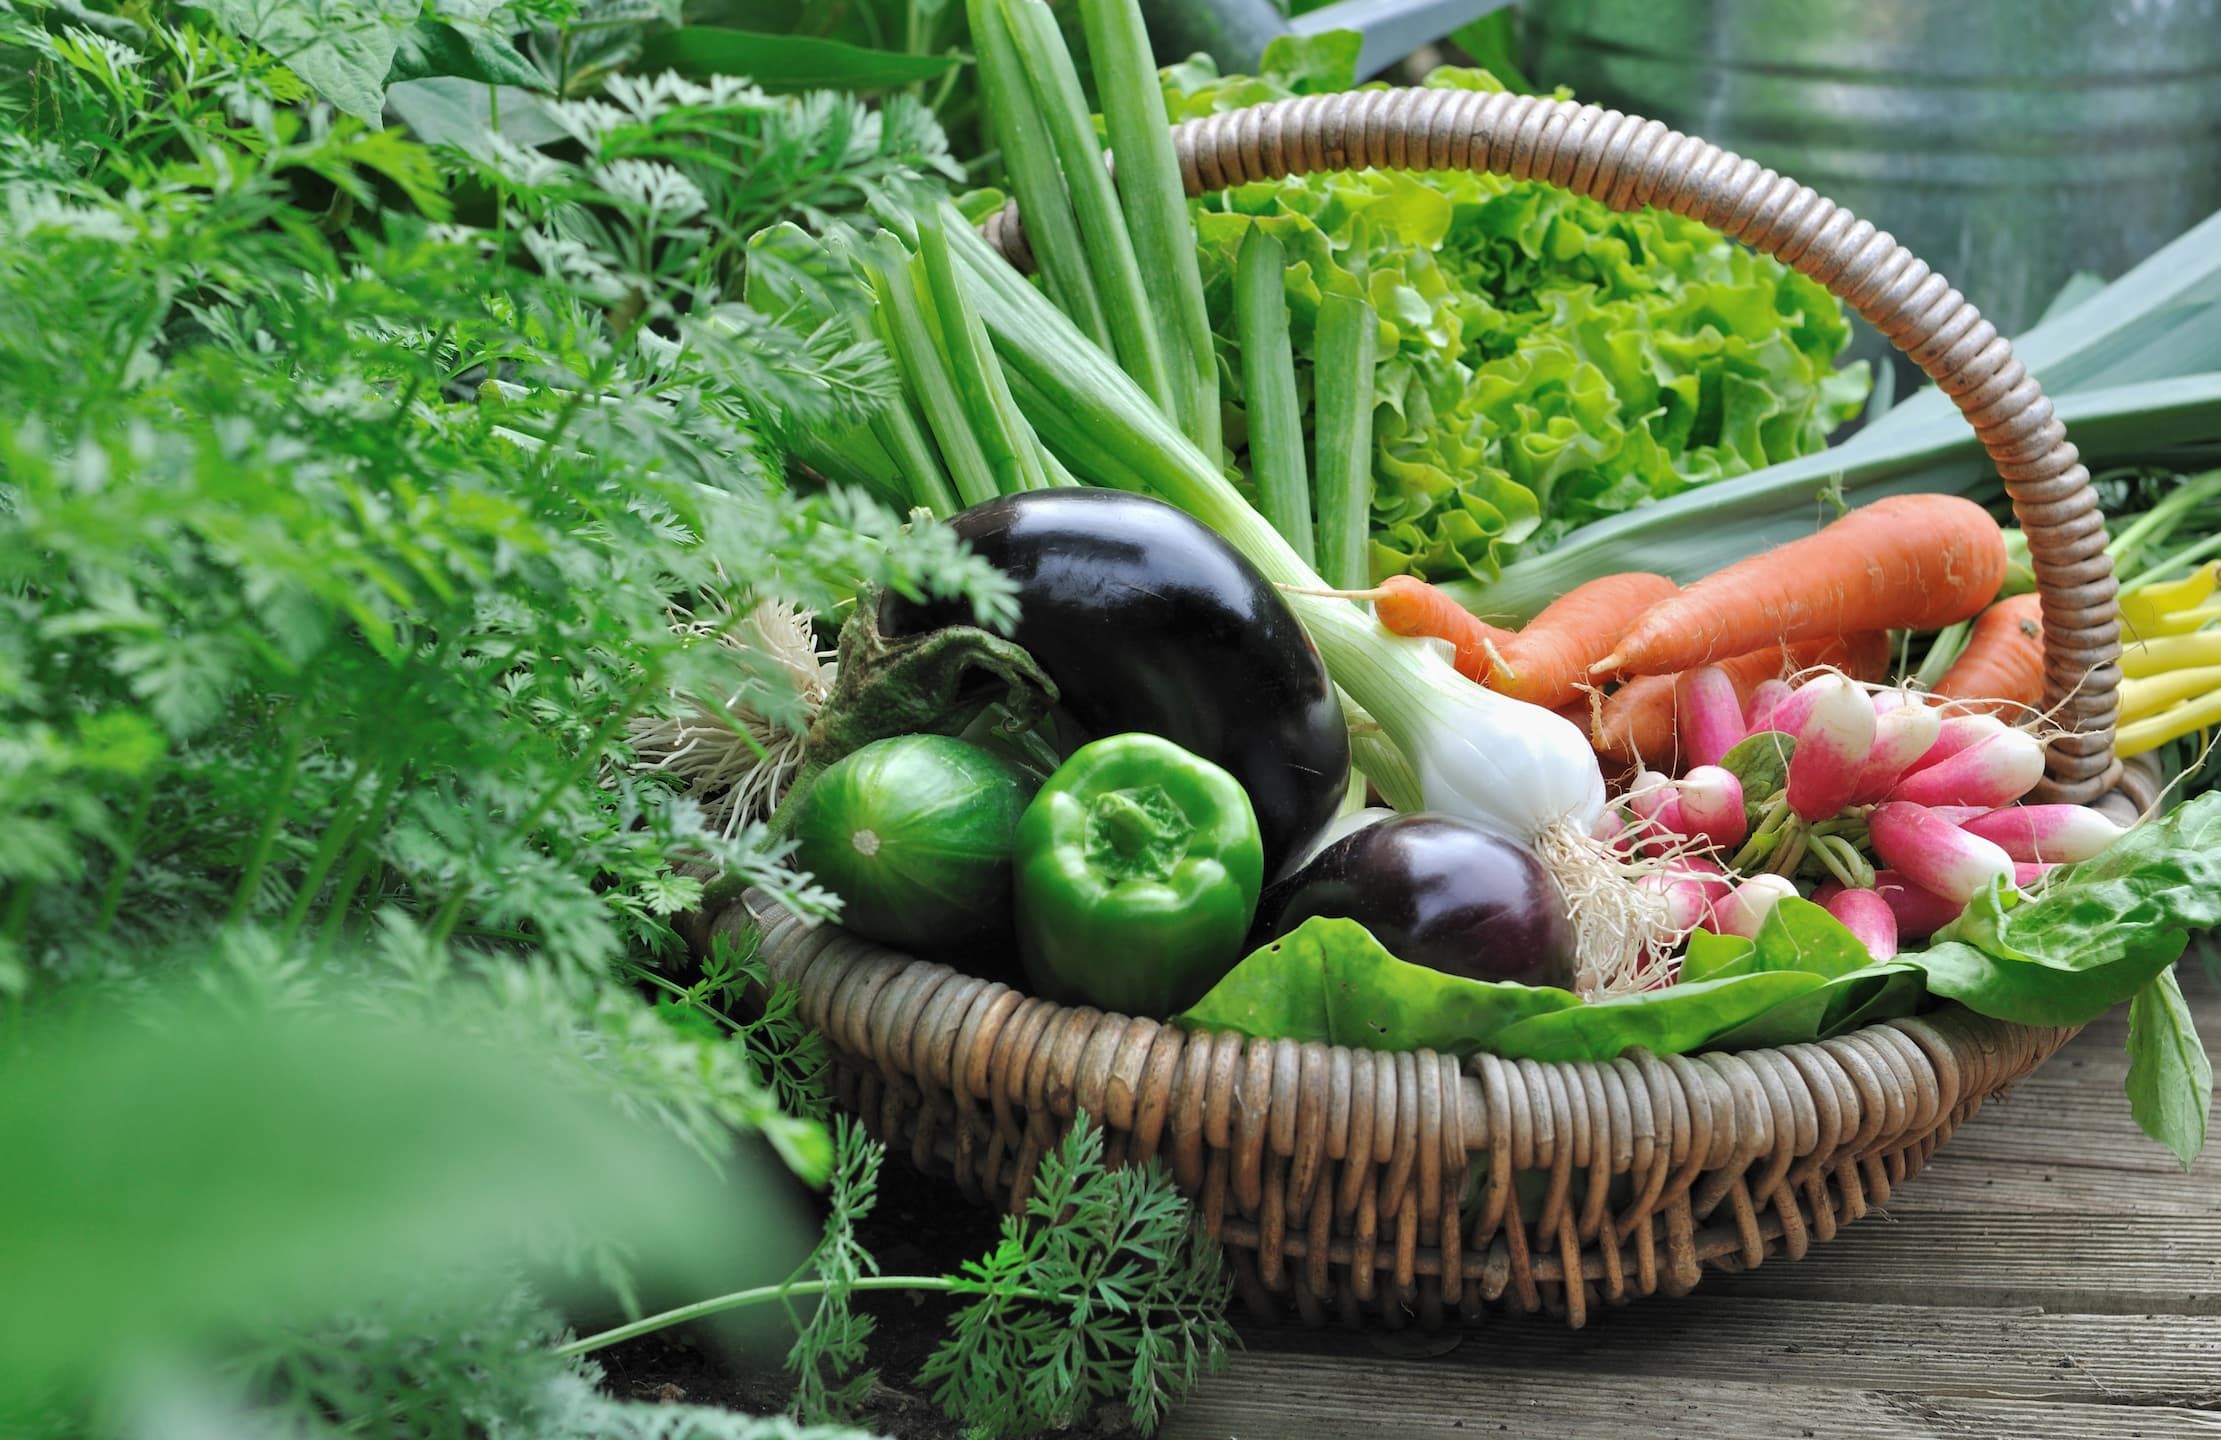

left=1909, top=791, right=2221, bottom=1025
left=2127, top=968, right=2213, bottom=1170
left=1164, top=56, right=1869, bottom=586
left=1173, top=917, right=1579, bottom=1052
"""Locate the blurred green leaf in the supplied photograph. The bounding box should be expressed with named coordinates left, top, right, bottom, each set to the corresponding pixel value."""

left=387, top=15, right=549, bottom=90
left=384, top=75, right=568, bottom=153
left=197, top=0, right=421, bottom=121
left=0, top=983, right=798, bottom=1408
left=638, top=28, right=962, bottom=92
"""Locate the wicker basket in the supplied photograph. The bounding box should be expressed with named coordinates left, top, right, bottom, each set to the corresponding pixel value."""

left=713, top=90, right=2135, bottom=1327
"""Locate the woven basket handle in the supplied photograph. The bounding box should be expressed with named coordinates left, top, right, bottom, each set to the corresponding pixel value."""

left=980, top=89, right=2124, bottom=804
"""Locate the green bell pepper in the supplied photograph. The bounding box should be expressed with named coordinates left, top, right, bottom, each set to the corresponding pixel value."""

left=1013, top=732, right=1264, bottom=1017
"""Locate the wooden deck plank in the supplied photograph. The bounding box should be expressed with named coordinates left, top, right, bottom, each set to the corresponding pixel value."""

left=1232, top=1298, right=2221, bottom=1404
left=1165, top=1358, right=2221, bottom=1440
left=1882, top=1148, right=2221, bottom=1214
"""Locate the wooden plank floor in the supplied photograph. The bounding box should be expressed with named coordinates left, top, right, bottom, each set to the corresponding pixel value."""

left=1165, top=963, right=2221, bottom=1440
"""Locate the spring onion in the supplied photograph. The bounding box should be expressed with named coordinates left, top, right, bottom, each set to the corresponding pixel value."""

left=915, top=217, right=1051, bottom=494
left=965, top=0, right=1108, bottom=350
left=998, top=0, right=1174, bottom=419
left=1076, top=0, right=1221, bottom=460
left=866, top=239, right=1001, bottom=507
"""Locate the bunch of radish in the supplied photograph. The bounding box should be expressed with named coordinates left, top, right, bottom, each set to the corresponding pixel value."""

left=1612, top=664, right=2126, bottom=965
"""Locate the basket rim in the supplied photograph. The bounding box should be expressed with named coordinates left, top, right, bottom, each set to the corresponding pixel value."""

left=720, top=884, right=2080, bottom=1324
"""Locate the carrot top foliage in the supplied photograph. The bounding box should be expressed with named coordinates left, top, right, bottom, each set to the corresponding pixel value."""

left=0, top=3, right=1229, bottom=1435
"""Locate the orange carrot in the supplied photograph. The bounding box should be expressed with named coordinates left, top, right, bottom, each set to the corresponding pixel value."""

left=1364, top=575, right=1517, bottom=682
left=1588, top=632, right=1892, bottom=769
left=1932, top=592, right=2045, bottom=714
left=1490, top=572, right=1679, bottom=709
left=1591, top=496, right=2007, bottom=678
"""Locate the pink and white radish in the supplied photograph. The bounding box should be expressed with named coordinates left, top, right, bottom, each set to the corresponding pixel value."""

left=1822, top=887, right=1900, bottom=961
left=1638, top=868, right=1713, bottom=933
left=1767, top=679, right=1830, bottom=740
left=1864, top=870, right=1971, bottom=941
left=1745, top=678, right=1795, bottom=733
left=1713, top=873, right=1800, bottom=939
left=1959, top=804, right=2125, bottom=864
left=1624, top=769, right=1684, bottom=855
left=1903, top=712, right=2007, bottom=775
left=1887, top=725, right=2046, bottom=808
left=1678, top=665, right=1747, bottom=769
left=1786, top=674, right=1876, bottom=822
left=1849, top=703, right=1943, bottom=804
left=1674, top=764, right=1748, bottom=850
left=1868, top=801, right=2015, bottom=904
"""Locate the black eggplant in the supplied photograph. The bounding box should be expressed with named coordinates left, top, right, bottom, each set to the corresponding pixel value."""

left=1252, top=814, right=1576, bottom=988
left=881, top=490, right=1349, bottom=875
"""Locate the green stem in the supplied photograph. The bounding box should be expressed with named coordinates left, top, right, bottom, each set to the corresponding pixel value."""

left=1312, top=293, right=1378, bottom=591
left=1077, top=0, right=1220, bottom=458
left=966, top=0, right=1108, bottom=346
left=2126, top=526, right=2221, bottom=591
left=279, top=770, right=376, bottom=940
left=556, top=1274, right=1054, bottom=1359
left=317, top=766, right=409, bottom=949
left=870, top=238, right=1002, bottom=506
left=1808, top=833, right=1863, bottom=890
left=1914, top=620, right=1972, bottom=690
left=227, top=718, right=306, bottom=924
left=94, top=775, right=156, bottom=937
left=997, top=0, right=1174, bottom=416
left=2109, top=467, right=2221, bottom=574
left=1728, top=790, right=1793, bottom=873
left=1235, top=227, right=1314, bottom=566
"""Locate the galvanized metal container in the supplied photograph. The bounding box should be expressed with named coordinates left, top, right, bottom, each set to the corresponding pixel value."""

left=1521, top=0, right=2221, bottom=390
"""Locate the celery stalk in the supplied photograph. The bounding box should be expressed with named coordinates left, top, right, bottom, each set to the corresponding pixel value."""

left=1078, top=0, right=1221, bottom=461
left=1312, top=293, right=1377, bottom=589
left=996, top=0, right=1174, bottom=420
left=1235, top=228, right=1314, bottom=565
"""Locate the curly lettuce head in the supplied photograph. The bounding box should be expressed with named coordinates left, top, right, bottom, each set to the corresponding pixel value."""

left=1172, top=49, right=1871, bottom=585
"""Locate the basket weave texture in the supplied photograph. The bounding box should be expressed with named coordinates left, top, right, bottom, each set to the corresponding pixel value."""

left=729, top=91, right=2125, bottom=1326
